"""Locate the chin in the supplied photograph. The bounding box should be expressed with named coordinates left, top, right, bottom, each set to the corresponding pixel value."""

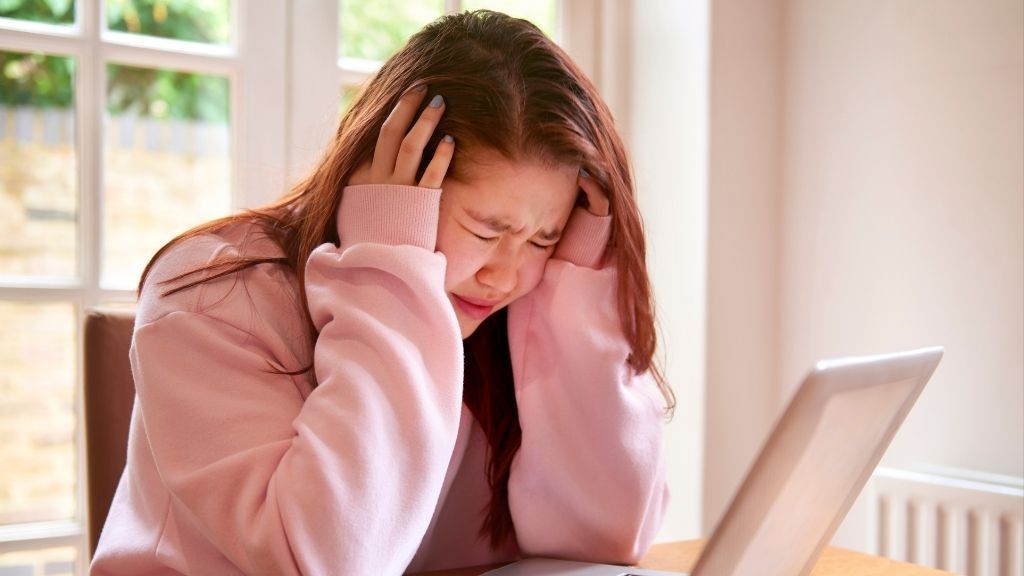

left=458, top=321, right=479, bottom=340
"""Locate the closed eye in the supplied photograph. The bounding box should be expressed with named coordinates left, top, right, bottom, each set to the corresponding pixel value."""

left=468, top=229, right=499, bottom=243
left=530, top=240, right=556, bottom=251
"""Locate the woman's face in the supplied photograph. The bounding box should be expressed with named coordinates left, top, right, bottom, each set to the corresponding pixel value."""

left=436, top=150, right=578, bottom=338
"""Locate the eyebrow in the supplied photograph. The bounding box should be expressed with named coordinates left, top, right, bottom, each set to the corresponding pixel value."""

left=464, top=208, right=562, bottom=243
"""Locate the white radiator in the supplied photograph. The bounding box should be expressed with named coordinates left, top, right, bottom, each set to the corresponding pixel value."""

left=867, top=467, right=1024, bottom=576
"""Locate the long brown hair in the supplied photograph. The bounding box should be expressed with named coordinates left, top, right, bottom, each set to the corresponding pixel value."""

left=141, top=9, right=674, bottom=549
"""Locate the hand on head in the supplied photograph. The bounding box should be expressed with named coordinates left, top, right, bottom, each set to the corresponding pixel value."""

left=347, top=84, right=454, bottom=189
left=345, top=81, right=611, bottom=222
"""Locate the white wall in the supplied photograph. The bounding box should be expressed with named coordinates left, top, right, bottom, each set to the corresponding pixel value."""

left=704, top=0, right=786, bottom=533
left=778, top=0, right=1023, bottom=478
left=630, top=0, right=710, bottom=542
left=704, top=0, right=1023, bottom=536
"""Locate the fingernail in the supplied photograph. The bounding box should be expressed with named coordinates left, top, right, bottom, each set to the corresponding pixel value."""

left=580, top=168, right=590, bottom=178
left=413, top=84, right=428, bottom=92
left=429, top=94, right=444, bottom=108
left=443, top=134, right=454, bottom=143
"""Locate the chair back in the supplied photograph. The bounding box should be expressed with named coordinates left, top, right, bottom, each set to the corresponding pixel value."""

left=83, top=307, right=136, bottom=557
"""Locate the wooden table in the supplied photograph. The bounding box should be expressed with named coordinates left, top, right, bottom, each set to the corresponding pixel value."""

left=416, top=540, right=952, bottom=575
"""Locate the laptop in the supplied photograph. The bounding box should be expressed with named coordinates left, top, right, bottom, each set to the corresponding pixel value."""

left=484, top=346, right=944, bottom=576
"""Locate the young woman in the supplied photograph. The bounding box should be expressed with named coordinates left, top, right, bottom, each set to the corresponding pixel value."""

left=91, top=10, right=673, bottom=575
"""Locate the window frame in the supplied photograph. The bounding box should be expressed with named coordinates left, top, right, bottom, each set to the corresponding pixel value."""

left=0, top=0, right=289, bottom=570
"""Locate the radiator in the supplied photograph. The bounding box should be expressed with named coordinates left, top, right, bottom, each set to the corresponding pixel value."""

left=869, top=467, right=1024, bottom=575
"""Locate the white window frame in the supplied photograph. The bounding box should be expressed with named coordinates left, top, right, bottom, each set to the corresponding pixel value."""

left=0, top=0, right=288, bottom=571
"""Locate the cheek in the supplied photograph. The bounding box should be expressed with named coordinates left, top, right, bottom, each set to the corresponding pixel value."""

left=509, top=255, right=549, bottom=300
left=436, top=236, right=487, bottom=290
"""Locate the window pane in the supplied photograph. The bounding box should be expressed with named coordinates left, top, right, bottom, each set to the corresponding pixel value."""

left=0, top=0, right=75, bottom=25
left=0, top=302, right=76, bottom=525
left=0, top=546, right=77, bottom=576
left=461, top=0, right=558, bottom=40
left=0, top=51, right=77, bottom=280
left=106, top=0, right=231, bottom=45
left=339, top=0, right=444, bottom=62
left=103, top=63, right=230, bottom=288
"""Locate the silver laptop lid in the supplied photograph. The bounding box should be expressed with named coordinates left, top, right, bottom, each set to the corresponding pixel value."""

left=692, top=347, right=943, bottom=576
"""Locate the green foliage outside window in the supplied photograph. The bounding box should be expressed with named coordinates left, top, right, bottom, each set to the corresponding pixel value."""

left=0, top=52, right=74, bottom=108
left=106, top=0, right=230, bottom=45
left=339, top=0, right=444, bottom=63
left=106, top=63, right=229, bottom=123
left=3, top=1, right=557, bottom=122
left=1, top=0, right=229, bottom=122
left=0, top=0, right=73, bottom=25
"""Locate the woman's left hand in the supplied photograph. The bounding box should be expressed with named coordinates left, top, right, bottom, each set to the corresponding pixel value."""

left=577, top=169, right=610, bottom=217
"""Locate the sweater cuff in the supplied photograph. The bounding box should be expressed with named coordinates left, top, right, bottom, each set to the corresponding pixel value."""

left=553, top=207, right=612, bottom=269
left=338, top=184, right=442, bottom=251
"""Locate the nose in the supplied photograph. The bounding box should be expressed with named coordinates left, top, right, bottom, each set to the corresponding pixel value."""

left=476, top=245, right=520, bottom=295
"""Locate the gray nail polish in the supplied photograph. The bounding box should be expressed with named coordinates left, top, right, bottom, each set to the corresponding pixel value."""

left=414, top=84, right=428, bottom=92
left=580, top=168, right=590, bottom=178
left=443, top=134, right=454, bottom=143
left=429, top=94, right=444, bottom=108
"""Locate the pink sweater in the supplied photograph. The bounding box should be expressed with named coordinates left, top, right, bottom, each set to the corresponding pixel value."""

left=90, top=184, right=669, bottom=575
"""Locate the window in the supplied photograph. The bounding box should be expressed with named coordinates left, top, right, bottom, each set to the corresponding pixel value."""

left=0, top=1, right=288, bottom=572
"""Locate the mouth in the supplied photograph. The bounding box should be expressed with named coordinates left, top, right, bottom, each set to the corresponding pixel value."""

left=451, top=294, right=500, bottom=321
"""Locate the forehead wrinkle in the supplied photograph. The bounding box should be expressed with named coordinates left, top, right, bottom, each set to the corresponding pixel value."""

left=466, top=206, right=564, bottom=242
left=464, top=207, right=522, bottom=234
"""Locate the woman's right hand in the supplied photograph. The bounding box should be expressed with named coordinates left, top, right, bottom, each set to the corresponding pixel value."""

left=347, top=84, right=454, bottom=189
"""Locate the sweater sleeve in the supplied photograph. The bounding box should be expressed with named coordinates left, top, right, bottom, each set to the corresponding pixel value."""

left=131, top=184, right=463, bottom=575
left=506, top=210, right=670, bottom=563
